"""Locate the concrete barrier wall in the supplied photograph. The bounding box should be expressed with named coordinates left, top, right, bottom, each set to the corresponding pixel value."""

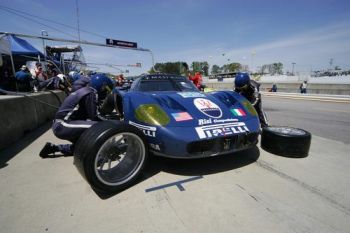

left=205, top=82, right=350, bottom=95
left=0, top=91, right=66, bottom=150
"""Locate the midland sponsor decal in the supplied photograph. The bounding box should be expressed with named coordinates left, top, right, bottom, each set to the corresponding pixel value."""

left=149, top=143, right=161, bottom=151
left=195, top=122, right=249, bottom=139
left=178, top=92, right=206, bottom=98
left=129, top=121, right=156, bottom=137
left=194, top=98, right=222, bottom=118
left=231, top=108, right=246, bottom=117
left=171, top=112, right=193, bottom=121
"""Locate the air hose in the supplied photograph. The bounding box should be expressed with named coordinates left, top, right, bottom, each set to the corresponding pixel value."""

left=0, top=88, right=62, bottom=109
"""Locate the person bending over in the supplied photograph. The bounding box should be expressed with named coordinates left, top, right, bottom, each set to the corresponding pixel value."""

left=39, top=74, right=114, bottom=157
left=234, top=72, right=268, bottom=128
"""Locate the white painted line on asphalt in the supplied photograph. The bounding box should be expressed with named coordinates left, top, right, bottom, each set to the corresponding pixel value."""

left=312, top=107, right=350, bottom=113
left=262, top=94, right=350, bottom=103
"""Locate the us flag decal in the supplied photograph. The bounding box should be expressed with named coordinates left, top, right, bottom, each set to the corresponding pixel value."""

left=171, top=112, right=193, bottom=121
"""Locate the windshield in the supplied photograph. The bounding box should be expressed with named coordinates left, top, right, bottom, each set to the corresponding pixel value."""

left=136, top=77, right=199, bottom=92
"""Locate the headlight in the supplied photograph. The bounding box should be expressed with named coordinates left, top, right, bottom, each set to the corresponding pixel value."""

left=241, top=100, right=258, bottom=116
left=135, top=104, right=170, bottom=126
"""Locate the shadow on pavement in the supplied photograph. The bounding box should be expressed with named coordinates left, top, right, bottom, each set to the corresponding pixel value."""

left=97, top=146, right=260, bottom=199
left=153, top=146, right=260, bottom=176
left=0, top=122, right=52, bottom=169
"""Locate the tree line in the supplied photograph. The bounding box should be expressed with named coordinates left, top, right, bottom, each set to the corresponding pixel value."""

left=149, top=61, right=209, bottom=76
left=149, top=61, right=284, bottom=76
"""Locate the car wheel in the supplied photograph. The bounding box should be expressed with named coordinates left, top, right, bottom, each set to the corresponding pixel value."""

left=260, top=126, right=311, bottom=158
left=74, top=121, right=148, bottom=193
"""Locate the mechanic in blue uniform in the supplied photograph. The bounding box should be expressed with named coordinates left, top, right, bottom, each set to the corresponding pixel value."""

left=70, top=71, right=97, bottom=92
left=39, top=69, right=69, bottom=93
left=15, top=65, right=32, bottom=92
left=39, top=74, right=114, bottom=158
left=234, top=72, right=268, bottom=128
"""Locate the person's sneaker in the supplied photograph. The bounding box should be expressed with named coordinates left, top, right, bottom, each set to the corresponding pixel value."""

left=39, top=142, right=58, bottom=158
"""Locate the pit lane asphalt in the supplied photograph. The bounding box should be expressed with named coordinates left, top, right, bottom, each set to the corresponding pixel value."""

left=0, top=95, right=349, bottom=233
left=262, top=93, right=350, bottom=144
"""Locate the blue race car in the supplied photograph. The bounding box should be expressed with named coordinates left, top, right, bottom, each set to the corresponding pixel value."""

left=74, top=73, right=261, bottom=193
left=119, top=73, right=260, bottom=158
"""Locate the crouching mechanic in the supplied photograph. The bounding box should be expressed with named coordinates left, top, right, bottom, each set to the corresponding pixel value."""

left=39, top=74, right=114, bottom=158
left=234, top=72, right=268, bottom=128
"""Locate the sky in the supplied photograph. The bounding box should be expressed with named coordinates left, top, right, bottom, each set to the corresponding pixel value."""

left=1, top=0, right=350, bottom=75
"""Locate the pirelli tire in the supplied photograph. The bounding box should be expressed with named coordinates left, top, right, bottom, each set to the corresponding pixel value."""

left=261, top=126, right=311, bottom=158
left=74, top=121, right=148, bottom=193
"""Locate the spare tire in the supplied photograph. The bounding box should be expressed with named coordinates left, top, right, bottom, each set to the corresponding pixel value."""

left=261, top=126, right=311, bottom=158
left=74, top=121, right=148, bottom=193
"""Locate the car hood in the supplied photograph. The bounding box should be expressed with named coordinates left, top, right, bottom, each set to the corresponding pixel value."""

left=123, top=91, right=259, bottom=128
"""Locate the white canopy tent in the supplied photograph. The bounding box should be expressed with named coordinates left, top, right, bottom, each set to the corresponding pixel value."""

left=0, top=34, right=16, bottom=75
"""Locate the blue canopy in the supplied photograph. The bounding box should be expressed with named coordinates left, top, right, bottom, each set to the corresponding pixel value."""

left=5, top=34, right=44, bottom=57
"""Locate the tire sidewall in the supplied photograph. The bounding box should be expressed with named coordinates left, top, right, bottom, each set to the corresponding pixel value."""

left=261, top=126, right=311, bottom=158
left=75, top=121, right=148, bottom=193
